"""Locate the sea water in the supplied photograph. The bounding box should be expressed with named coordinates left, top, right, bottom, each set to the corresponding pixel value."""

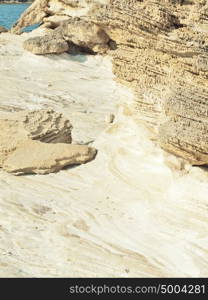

left=0, top=3, right=38, bottom=31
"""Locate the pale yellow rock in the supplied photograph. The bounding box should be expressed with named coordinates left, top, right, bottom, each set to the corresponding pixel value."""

left=0, top=119, right=28, bottom=166
left=2, top=0, right=208, bottom=279
left=11, top=0, right=49, bottom=34
left=0, top=109, right=96, bottom=175
left=23, top=17, right=110, bottom=55
left=0, top=109, right=72, bottom=146
left=1, top=29, right=208, bottom=278
left=3, top=140, right=97, bottom=175
left=23, top=34, right=69, bottom=54
left=14, top=0, right=208, bottom=164
left=19, top=109, right=72, bottom=143
left=11, top=0, right=105, bottom=33
left=59, top=19, right=110, bottom=54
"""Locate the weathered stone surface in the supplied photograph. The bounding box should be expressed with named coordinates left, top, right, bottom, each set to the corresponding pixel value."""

left=95, top=0, right=208, bottom=165
left=23, top=34, right=69, bottom=54
left=0, top=109, right=72, bottom=166
left=12, top=0, right=208, bottom=165
left=11, top=0, right=99, bottom=34
left=3, top=140, right=97, bottom=175
left=0, top=25, right=7, bottom=33
left=58, top=18, right=110, bottom=54
left=0, top=109, right=72, bottom=144
left=23, top=17, right=110, bottom=55
left=0, top=109, right=97, bottom=174
left=11, top=0, right=48, bottom=34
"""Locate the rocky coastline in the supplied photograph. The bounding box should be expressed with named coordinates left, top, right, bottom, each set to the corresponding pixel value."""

left=11, top=0, right=208, bottom=166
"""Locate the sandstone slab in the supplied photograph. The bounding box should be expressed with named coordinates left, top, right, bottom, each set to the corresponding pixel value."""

left=3, top=140, right=97, bottom=175
left=0, top=109, right=96, bottom=174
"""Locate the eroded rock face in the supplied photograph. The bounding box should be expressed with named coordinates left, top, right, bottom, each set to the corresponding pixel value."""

left=0, top=109, right=97, bottom=175
left=98, top=0, right=208, bottom=165
left=13, top=0, right=110, bottom=55
left=11, top=0, right=49, bottom=34
left=23, top=18, right=110, bottom=55
left=11, top=0, right=105, bottom=34
left=13, top=0, right=208, bottom=165
left=1, top=109, right=73, bottom=144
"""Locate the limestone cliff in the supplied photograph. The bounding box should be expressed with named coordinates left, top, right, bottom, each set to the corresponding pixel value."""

left=13, top=0, right=208, bottom=165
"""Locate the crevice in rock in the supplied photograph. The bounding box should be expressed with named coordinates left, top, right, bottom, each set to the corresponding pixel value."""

left=108, top=39, right=117, bottom=50
left=67, top=41, right=96, bottom=55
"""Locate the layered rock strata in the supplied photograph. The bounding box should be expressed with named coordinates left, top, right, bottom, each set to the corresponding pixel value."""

left=12, top=0, right=208, bottom=165
left=0, top=109, right=97, bottom=175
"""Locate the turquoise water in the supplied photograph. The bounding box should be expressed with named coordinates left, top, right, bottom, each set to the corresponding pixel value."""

left=0, top=3, right=38, bottom=31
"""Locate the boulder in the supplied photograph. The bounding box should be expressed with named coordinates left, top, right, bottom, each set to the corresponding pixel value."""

left=23, top=34, right=69, bottom=54
left=0, top=25, right=7, bottom=33
left=23, top=18, right=110, bottom=55
left=58, top=19, right=110, bottom=54
left=0, top=109, right=72, bottom=166
left=15, top=109, right=73, bottom=143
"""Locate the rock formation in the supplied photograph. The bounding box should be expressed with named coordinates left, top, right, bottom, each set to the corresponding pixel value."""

left=0, top=26, right=7, bottom=33
left=1, top=109, right=73, bottom=144
left=0, top=109, right=97, bottom=174
left=23, top=18, right=110, bottom=54
left=23, top=34, right=69, bottom=54
left=3, top=140, right=97, bottom=175
left=59, top=18, right=110, bottom=53
left=11, top=0, right=99, bottom=34
left=12, top=0, right=208, bottom=165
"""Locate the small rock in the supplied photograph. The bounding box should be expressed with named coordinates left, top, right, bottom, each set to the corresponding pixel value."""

left=105, top=113, right=115, bottom=124
left=0, top=26, right=7, bottom=33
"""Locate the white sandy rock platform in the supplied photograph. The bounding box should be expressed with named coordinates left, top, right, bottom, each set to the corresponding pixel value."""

left=0, top=31, right=208, bottom=277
